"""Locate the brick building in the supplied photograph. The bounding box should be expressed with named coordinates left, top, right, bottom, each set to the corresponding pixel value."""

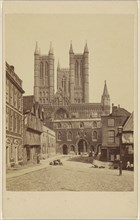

left=6, top=62, right=25, bottom=167
left=101, top=105, right=131, bottom=161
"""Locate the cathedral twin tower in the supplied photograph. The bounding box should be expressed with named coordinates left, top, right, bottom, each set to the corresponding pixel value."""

left=34, top=41, right=110, bottom=110
left=34, top=42, right=89, bottom=105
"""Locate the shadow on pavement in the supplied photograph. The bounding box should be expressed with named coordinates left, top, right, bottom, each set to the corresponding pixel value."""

left=68, top=155, right=91, bottom=164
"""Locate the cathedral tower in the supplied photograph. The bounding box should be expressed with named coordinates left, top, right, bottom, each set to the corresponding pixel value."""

left=101, top=80, right=110, bottom=115
left=69, top=42, right=89, bottom=104
left=34, top=42, right=54, bottom=104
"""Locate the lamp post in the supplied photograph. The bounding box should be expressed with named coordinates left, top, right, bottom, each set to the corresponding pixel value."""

left=118, top=126, right=123, bottom=176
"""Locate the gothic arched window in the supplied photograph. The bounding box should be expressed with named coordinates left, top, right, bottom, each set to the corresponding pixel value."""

left=58, top=122, right=61, bottom=128
left=67, top=131, right=72, bottom=140
left=93, top=121, right=97, bottom=128
left=45, top=62, right=49, bottom=76
left=57, top=131, right=62, bottom=140
left=75, top=60, right=78, bottom=85
left=80, top=122, right=84, bottom=128
left=92, top=131, right=97, bottom=140
left=40, top=62, right=43, bottom=79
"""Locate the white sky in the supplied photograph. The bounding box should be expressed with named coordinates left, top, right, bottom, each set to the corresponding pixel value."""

left=5, top=14, right=134, bottom=112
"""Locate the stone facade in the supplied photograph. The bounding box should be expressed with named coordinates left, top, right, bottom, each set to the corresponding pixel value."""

left=6, top=62, right=25, bottom=167
left=34, top=42, right=110, bottom=156
left=41, top=125, right=56, bottom=159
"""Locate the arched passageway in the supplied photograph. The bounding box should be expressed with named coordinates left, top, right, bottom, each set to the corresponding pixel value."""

left=63, top=144, right=68, bottom=155
left=78, top=139, right=88, bottom=155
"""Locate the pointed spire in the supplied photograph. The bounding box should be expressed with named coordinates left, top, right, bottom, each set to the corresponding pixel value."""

left=69, top=40, right=74, bottom=53
left=103, top=80, right=109, bottom=96
left=57, top=59, right=60, bottom=69
left=84, top=41, right=89, bottom=53
left=34, top=41, right=39, bottom=54
left=49, top=41, right=53, bottom=54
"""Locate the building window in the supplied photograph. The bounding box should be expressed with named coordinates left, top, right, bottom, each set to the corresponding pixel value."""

left=80, top=122, right=84, bottom=128
left=45, top=62, right=48, bottom=76
left=10, top=110, right=13, bottom=132
left=10, top=83, right=13, bottom=106
left=108, top=130, right=115, bottom=144
left=58, top=122, right=61, bottom=128
left=68, top=122, right=72, bottom=129
left=67, top=131, right=72, bottom=141
left=6, top=79, right=9, bottom=103
left=6, top=107, right=9, bottom=131
left=108, top=119, right=115, bottom=127
left=126, top=145, right=133, bottom=154
left=92, top=131, right=97, bottom=141
left=40, top=62, right=43, bottom=79
left=57, top=131, right=62, bottom=140
left=93, top=121, right=97, bottom=128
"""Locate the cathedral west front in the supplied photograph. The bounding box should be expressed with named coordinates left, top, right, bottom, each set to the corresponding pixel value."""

left=34, top=42, right=110, bottom=156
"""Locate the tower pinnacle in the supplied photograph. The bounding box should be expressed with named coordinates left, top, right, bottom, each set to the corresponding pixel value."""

left=34, top=41, right=39, bottom=54
left=84, top=41, right=89, bottom=53
left=69, top=41, right=74, bottom=53
left=57, top=59, right=60, bottom=69
left=103, top=80, right=109, bottom=96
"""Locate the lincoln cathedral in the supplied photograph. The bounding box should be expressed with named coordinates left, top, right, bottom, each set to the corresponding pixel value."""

left=34, top=42, right=110, bottom=156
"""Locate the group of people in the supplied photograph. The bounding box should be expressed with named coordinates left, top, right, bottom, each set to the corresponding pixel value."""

left=126, top=161, right=134, bottom=170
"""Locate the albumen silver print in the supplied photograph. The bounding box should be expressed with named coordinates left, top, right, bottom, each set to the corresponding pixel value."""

left=2, top=1, right=138, bottom=219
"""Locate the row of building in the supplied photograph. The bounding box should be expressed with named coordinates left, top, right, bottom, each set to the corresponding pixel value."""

left=5, top=42, right=134, bottom=168
left=6, top=62, right=56, bottom=167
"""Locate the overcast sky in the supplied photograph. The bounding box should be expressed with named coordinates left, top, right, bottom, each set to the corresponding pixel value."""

left=5, top=14, right=134, bottom=112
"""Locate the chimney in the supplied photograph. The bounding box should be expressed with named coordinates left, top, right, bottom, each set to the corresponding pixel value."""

left=118, top=104, right=120, bottom=108
left=10, top=65, right=14, bottom=71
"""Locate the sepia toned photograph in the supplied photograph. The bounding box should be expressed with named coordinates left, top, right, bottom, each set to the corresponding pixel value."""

left=2, top=0, right=138, bottom=219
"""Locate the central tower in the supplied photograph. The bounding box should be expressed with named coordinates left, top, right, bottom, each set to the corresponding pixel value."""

left=69, top=42, right=89, bottom=104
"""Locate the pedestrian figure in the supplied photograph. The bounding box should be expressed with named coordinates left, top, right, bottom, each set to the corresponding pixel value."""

left=37, top=154, right=40, bottom=164
left=92, top=151, right=95, bottom=165
left=126, top=161, right=130, bottom=170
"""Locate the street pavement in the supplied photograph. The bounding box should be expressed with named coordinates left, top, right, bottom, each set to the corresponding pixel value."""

left=6, top=155, right=134, bottom=191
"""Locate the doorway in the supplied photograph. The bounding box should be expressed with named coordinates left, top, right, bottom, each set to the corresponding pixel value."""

left=63, top=144, right=68, bottom=155
left=78, top=139, right=88, bottom=154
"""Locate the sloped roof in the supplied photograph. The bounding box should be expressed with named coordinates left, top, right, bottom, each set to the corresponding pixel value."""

left=123, top=112, right=133, bottom=132
left=111, top=106, right=130, bottom=117
left=23, top=95, right=34, bottom=114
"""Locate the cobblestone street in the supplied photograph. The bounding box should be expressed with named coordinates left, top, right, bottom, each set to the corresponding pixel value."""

left=6, top=156, right=134, bottom=191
